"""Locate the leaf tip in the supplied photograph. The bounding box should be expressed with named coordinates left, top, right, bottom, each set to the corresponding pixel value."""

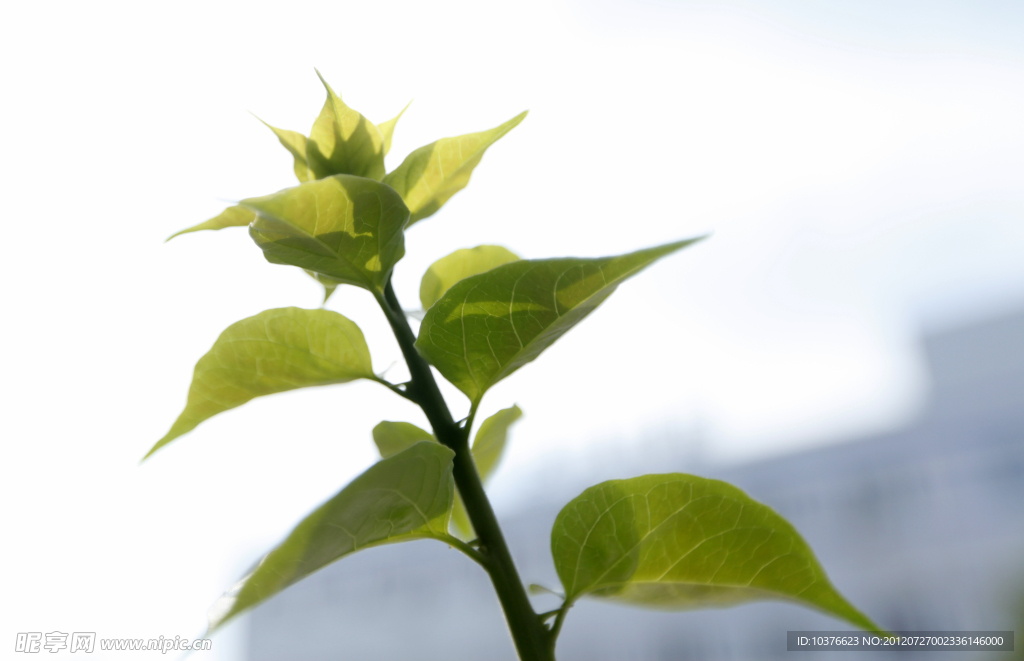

left=313, top=68, right=337, bottom=97
left=659, top=233, right=711, bottom=256
left=139, top=441, right=163, bottom=463
left=248, top=111, right=274, bottom=131
left=507, top=110, right=529, bottom=130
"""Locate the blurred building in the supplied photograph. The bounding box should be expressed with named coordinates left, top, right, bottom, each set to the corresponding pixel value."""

left=245, top=310, right=1024, bottom=661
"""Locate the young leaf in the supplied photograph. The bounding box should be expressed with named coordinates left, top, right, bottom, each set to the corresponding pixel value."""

left=383, top=112, right=527, bottom=226
left=472, top=404, right=521, bottom=481
left=415, top=238, right=704, bottom=403
left=455, top=405, right=522, bottom=539
left=370, top=421, right=472, bottom=538
left=208, top=441, right=455, bottom=631
left=419, top=245, right=520, bottom=310
left=304, top=270, right=343, bottom=305
left=372, top=420, right=437, bottom=458
left=306, top=70, right=386, bottom=181
left=166, top=205, right=254, bottom=241
left=255, top=116, right=314, bottom=183
left=449, top=493, right=474, bottom=541
left=551, top=474, right=880, bottom=632
left=369, top=407, right=521, bottom=540
left=146, top=307, right=375, bottom=459
left=378, top=101, right=411, bottom=157
left=166, top=118, right=312, bottom=241
left=245, top=174, right=409, bottom=293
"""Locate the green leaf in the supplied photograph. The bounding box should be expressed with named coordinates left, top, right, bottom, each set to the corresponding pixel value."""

left=368, top=408, right=520, bottom=541
left=245, top=175, right=409, bottom=292
left=448, top=405, right=523, bottom=540
left=415, top=238, right=704, bottom=403
left=551, top=473, right=880, bottom=631
left=146, top=307, right=375, bottom=459
left=166, top=205, right=254, bottom=241
left=368, top=420, right=476, bottom=539
left=449, top=492, right=473, bottom=541
left=419, top=245, right=520, bottom=310
left=255, top=116, right=314, bottom=183
left=378, top=101, right=411, bottom=157
left=383, top=111, right=527, bottom=226
left=472, top=404, right=521, bottom=481
left=306, top=70, right=386, bottom=181
left=304, top=270, right=343, bottom=305
left=372, top=421, right=437, bottom=458
left=208, top=441, right=454, bottom=631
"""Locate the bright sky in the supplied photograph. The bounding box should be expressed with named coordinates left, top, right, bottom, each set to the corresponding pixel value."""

left=2, top=0, right=1023, bottom=658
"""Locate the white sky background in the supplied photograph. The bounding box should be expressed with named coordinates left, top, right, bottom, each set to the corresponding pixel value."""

left=2, top=0, right=1023, bottom=658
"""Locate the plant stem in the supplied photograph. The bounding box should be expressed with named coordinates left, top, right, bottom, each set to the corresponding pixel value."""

left=548, top=604, right=570, bottom=651
left=377, top=281, right=554, bottom=661
left=437, top=534, right=488, bottom=567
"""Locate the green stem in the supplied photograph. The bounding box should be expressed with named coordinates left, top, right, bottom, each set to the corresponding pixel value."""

left=376, top=281, right=554, bottom=661
left=548, top=603, right=570, bottom=651
left=369, top=376, right=418, bottom=402
left=437, top=534, right=488, bottom=567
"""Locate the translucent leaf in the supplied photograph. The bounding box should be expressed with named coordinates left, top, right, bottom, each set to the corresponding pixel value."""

left=416, top=239, right=704, bottom=403
left=449, top=493, right=473, bottom=541
left=383, top=112, right=526, bottom=226
left=146, top=307, right=374, bottom=459
left=245, top=175, right=409, bottom=293
left=208, top=441, right=454, bottom=631
left=372, top=421, right=436, bottom=458
left=369, top=421, right=471, bottom=538
left=419, top=245, right=520, bottom=310
left=551, top=473, right=881, bottom=631
left=306, top=70, right=386, bottom=181
left=369, top=407, right=521, bottom=540
left=165, top=116, right=312, bottom=241
left=378, top=101, right=411, bottom=157
left=255, top=116, right=314, bottom=183
left=166, top=78, right=389, bottom=241
left=304, top=270, right=343, bottom=305
left=472, top=404, right=521, bottom=481
left=166, top=205, right=254, bottom=241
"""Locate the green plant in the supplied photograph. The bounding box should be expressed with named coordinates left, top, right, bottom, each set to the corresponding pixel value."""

left=149, top=71, right=881, bottom=660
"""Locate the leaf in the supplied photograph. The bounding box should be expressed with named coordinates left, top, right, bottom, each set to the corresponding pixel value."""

left=304, top=270, right=343, bottom=305
left=245, top=175, right=409, bottom=292
left=255, top=116, right=314, bottom=183
left=146, top=307, right=375, bottom=459
left=551, top=473, right=880, bottom=632
left=449, top=492, right=473, bottom=540
left=321, top=283, right=337, bottom=304
left=383, top=111, right=527, bottom=226
left=368, top=420, right=475, bottom=538
left=166, top=205, right=254, bottom=241
left=378, top=101, right=411, bottom=157
left=471, top=404, right=521, bottom=481
left=208, top=441, right=454, bottom=631
left=372, top=421, right=437, bottom=458
left=305, top=70, right=386, bottom=181
left=368, top=407, right=520, bottom=540
left=415, top=238, right=705, bottom=403
left=419, top=245, right=520, bottom=310
left=450, top=405, right=523, bottom=540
